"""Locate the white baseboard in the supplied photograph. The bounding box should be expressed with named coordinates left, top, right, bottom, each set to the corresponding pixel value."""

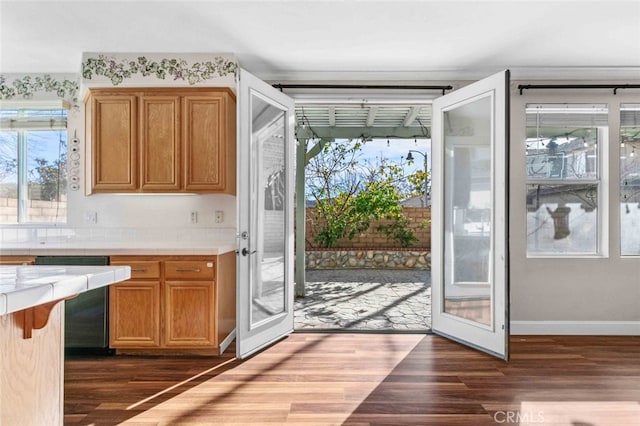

left=219, top=328, right=236, bottom=354
left=511, top=321, right=640, bottom=335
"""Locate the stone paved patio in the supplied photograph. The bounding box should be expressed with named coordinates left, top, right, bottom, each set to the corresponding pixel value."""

left=294, top=269, right=431, bottom=331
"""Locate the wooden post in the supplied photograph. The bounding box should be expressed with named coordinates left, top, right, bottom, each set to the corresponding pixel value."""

left=295, top=137, right=307, bottom=297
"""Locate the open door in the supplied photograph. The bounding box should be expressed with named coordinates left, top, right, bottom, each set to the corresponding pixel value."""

left=431, top=70, right=510, bottom=360
left=237, top=69, right=296, bottom=359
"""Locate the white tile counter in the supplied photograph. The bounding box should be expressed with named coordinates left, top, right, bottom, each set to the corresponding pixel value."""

left=0, top=265, right=131, bottom=315
left=0, top=243, right=237, bottom=256
left=0, top=226, right=237, bottom=256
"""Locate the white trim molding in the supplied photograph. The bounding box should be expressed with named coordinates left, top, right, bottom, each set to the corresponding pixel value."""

left=219, top=328, right=236, bottom=354
left=511, top=321, right=640, bottom=336
left=255, top=67, right=640, bottom=83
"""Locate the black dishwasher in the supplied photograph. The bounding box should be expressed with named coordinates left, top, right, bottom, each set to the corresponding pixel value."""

left=34, top=256, right=114, bottom=355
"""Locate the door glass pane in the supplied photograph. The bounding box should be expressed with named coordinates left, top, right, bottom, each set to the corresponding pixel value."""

left=251, top=93, right=286, bottom=326
left=621, top=104, right=640, bottom=255
left=443, top=95, right=492, bottom=326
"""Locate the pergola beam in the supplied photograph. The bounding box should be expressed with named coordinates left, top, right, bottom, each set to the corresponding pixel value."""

left=366, top=106, right=379, bottom=127
left=403, top=106, right=421, bottom=127
left=297, top=126, right=429, bottom=140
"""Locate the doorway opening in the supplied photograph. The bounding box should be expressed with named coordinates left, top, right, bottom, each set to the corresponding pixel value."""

left=292, top=101, right=434, bottom=332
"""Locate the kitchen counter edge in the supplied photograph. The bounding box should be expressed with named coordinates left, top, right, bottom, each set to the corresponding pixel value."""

left=0, top=245, right=237, bottom=256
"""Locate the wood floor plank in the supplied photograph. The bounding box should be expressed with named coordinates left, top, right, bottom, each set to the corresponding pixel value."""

left=64, top=334, right=640, bottom=425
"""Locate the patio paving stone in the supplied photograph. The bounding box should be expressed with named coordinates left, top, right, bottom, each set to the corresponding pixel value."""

left=294, top=269, right=431, bottom=331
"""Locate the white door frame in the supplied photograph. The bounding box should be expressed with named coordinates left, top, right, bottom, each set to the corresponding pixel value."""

left=431, top=70, right=510, bottom=360
left=236, top=68, right=296, bottom=359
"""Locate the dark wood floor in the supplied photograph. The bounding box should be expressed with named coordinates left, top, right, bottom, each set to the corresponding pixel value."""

left=64, top=334, right=640, bottom=425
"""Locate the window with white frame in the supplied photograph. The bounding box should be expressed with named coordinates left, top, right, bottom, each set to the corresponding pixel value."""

left=620, top=103, right=640, bottom=255
left=0, top=108, right=68, bottom=224
left=525, top=104, right=607, bottom=255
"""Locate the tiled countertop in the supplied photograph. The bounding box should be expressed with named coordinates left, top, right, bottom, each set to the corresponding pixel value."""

left=0, top=242, right=237, bottom=256
left=0, top=265, right=131, bottom=315
left=0, top=227, right=237, bottom=256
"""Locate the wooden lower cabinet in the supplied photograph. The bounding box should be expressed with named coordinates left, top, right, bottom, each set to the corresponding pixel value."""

left=109, top=281, right=161, bottom=347
left=0, top=256, right=35, bottom=265
left=109, top=254, right=235, bottom=355
left=164, top=281, right=215, bottom=347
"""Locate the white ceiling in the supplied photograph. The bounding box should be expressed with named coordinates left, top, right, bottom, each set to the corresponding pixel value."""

left=1, top=0, right=640, bottom=81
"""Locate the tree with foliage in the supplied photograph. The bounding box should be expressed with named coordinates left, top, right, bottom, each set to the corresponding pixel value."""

left=0, top=136, right=18, bottom=187
left=29, top=156, right=67, bottom=201
left=406, top=169, right=429, bottom=203
left=306, top=138, right=420, bottom=248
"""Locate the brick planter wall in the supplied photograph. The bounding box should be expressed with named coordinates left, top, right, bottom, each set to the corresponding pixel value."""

left=305, top=207, right=431, bottom=250
left=304, top=207, right=431, bottom=270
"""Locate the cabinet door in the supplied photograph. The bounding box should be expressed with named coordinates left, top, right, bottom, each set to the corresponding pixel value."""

left=140, top=95, right=181, bottom=191
left=164, top=281, right=215, bottom=347
left=182, top=92, right=236, bottom=193
left=109, top=281, right=161, bottom=347
left=91, top=95, right=138, bottom=191
left=0, top=256, right=35, bottom=265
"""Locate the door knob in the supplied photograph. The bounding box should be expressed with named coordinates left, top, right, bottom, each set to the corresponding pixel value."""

left=241, top=248, right=257, bottom=256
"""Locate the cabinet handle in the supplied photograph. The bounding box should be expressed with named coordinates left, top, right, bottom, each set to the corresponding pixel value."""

left=175, top=268, right=201, bottom=273
left=131, top=268, right=147, bottom=272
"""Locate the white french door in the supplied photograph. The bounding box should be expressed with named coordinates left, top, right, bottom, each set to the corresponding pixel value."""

left=237, top=69, right=296, bottom=359
left=431, top=70, right=510, bottom=360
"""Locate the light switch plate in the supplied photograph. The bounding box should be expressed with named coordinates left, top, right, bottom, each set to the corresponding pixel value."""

left=215, top=210, right=223, bottom=223
left=85, top=211, right=97, bottom=224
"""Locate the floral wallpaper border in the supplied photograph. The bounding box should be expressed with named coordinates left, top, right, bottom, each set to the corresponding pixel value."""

left=82, top=55, right=239, bottom=86
left=0, top=74, right=79, bottom=108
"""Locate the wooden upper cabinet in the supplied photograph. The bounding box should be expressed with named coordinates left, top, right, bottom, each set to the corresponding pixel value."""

left=90, top=95, right=137, bottom=191
left=86, top=88, right=235, bottom=194
left=183, top=92, right=236, bottom=194
left=140, top=95, right=181, bottom=191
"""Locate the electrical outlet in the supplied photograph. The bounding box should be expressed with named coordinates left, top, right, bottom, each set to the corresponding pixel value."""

left=85, top=211, right=98, bottom=224
left=190, top=211, right=198, bottom=224
left=215, top=210, right=224, bottom=224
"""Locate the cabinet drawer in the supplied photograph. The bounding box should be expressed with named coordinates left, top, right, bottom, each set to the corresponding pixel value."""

left=111, top=260, right=161, bottom=279
left=165, top=260, right=215, bottom=280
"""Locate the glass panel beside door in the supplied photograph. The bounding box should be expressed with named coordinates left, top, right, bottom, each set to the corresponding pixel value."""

left=620, top=104, right=640, bottom=255
left=524, top=104, right=606, bottom=256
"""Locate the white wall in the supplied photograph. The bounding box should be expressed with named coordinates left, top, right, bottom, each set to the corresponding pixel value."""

left=509, top=82, right=640, bottom=334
